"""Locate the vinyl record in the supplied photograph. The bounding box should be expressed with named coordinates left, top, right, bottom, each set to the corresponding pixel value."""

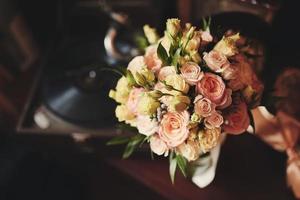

left=42, top=38, right=120, bottom=129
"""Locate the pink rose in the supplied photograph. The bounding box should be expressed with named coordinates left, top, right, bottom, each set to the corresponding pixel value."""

left=159, top=110, right=190, bottom=147
left=204, top=111, right=224, bottom=129
left=201, top=30, right=213, bottom=42
left=144, top=45, right=162, bottom=73
left=150, top=134, right=168, bottom=156
left=180, top=62, right=204, bottom=85
left=194, top=95, right=216, bottom=117
left=196, top=73, right=226, bottom=105
left=223, top=98, right=250, bottom=135
left=126, top=88, right=144, bottom=115
left=217, top=89, right=232, bottom=109
left=203, top=50, right=229, bottom=72
left=158, top=66, right=177, bottom=81
left=136, top=115, right=159, bottom=136
left=127, top=56, right=145, bottom=74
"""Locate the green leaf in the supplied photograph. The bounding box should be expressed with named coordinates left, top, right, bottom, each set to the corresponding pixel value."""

left=150, top=150, right=154, bottom=160
left=115, top=123, right=138, bottom=133
left=169, top=152, right=177, bottom=184
left=248, top=109, right=256, bottom=134
left=157, top=42, right=169, bottom=65
left=122, top=134, right=146, bottom=159
left=176, top=154, right=187, bottom=177
left=171, top=48, right=182, bottom=69
left=122, top=142, right=136, bottom=159
left=202, top=17, right=211, bottom=31
left=134, top=35, right=149, bottom=50
left=99, top=67, right=125, bottom=77
left=169, top=43, right=177, bottom=57
left=106, top=136, right=130, bottom=146
left=126, top=70, right=138, bottom=86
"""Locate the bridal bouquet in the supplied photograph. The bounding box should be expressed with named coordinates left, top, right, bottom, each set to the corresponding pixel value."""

left=108, top=18, right=263, bottom=182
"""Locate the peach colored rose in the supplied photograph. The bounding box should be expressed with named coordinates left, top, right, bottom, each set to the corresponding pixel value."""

left=159, top=110, right=190, bottom=147
left=158, top=66, right=177, bottom=81
left=144, top=45, right=162, bottom=73
left=204, top=111, right=224, bottom=129
left=217, top=89, right=232, bottom=109
left=136, top=115, right=158, bottom=136
left=127, top=56, right=145, bottom=74
left=196, top=73, right=226, bottom=106
left=150, top=134, right=168, bottom=156
left=126, top=88, right=144, bottom=115
left=201, top=30, right=213, bottom=42
left=180, top=62, right=204, bottom=85
left=176, top=140, right=200, bottom=161
left=223, top=98, right=250, bottom=135
left=198, top=128, right=221, bottom=153
left=194, top=95, right=216, bottom=117
left=203, top=50, right=229, bottom=72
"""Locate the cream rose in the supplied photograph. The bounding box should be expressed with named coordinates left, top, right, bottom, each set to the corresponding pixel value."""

left=136, top=115, right=158, bottom=136
left=115, top=105, right=135, bottom=123
left=194, top=95, right=215, bottom=117
left=150, top=134, right=168, bottom=156
left=158, top=66, right=177, bottom=81
left=165, top=74, right=189, bottom=94
left=127, top=56, right=145, bottom=74
left=176, top=140, right=201, bottom=161
left=180, top=62, right=203, bottom=85
left=223, top=98, right=250, bottom=135
left=198, top=128, right=221, bottom=153
left=196, top=73, right=226, bottom=105
left=204, top=111, right=224, bottom=129
left=159, top=110, right=190, bottom=147
left=166, top=18, right=181, bottom=37
left=137, top=94, right=160, bottom=115
left=143, top=25, right=159, bottom=44
left=110, top=76, right=132, bottom=104
left=126, top=87, right=144, bottom=115
left=144, top=45, right=162, bottom=73
left=203, top=50, right=229, bottom=72
left=213, top=33, right=239, bottom=57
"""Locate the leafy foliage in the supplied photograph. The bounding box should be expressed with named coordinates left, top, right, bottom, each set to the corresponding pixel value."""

left=122, top=134, right=146, bottom=159
left=157, top=42, right=170, bottom=65
left=168, top=152, right=188, bottom=184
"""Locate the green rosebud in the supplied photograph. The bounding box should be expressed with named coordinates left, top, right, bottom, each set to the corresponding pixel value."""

left=186, top=26, right=196, bottom=40
left=170, top=95, right=191, bottom=111
left=134, top=72, right=147, bottom=87
left=148, top=90, right=163, bottom=99
left=140, top=68, right=155, bottom=83
left=190, top=51, right=201, bottom=63
left=191, top=113, right=201, bottom=123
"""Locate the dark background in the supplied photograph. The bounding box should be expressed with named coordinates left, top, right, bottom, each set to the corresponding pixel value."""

left=1, top=0, right=300, bottom=199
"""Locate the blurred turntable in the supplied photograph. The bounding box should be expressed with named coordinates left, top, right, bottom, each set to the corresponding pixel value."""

left=16, top=0, right=171, bottom=138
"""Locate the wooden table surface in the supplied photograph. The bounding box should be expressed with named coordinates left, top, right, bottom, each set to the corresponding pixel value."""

left=105, top=133, right=296, bottom=200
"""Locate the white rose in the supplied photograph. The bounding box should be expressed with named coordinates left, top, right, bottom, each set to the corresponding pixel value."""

left=150, top=134, right=169, bottom=156
left=136, top=115, right=159, bottom=136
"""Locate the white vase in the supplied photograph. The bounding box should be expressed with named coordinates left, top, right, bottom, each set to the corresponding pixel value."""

left=189, top=134, right=226, bottom=188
